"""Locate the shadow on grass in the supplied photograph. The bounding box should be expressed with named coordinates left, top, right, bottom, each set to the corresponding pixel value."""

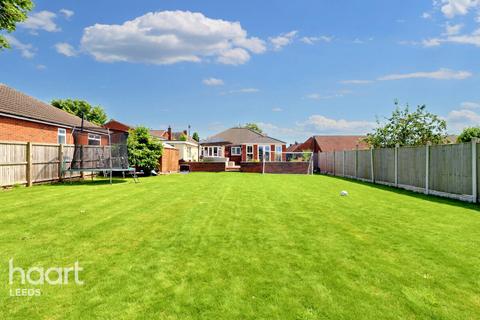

left=50, top=178, right=130, bottom=186
left=319, top=174, right=480, bottom=212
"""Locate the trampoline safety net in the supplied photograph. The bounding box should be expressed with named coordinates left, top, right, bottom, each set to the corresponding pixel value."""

left=64, top=131, right=130, bottom=171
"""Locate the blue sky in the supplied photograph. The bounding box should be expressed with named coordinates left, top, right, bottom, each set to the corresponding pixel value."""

left=1, top=0, right=480, bottom=143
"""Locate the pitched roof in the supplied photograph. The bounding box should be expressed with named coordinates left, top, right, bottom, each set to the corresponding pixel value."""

left=104, top=119, right=132, bottom=133
left=202, top=127, right=285, bottom=145
left=314, top=135, right=368, bottom=152
left=286, top=143, right=300, bottom=152
left=0, top=84, right=106, bottom=134
left=150, top=130, right=167, bottom=140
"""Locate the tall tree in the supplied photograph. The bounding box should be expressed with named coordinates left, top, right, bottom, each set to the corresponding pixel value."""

left=457, top=127, right=480, bottom=143
left=0, top=0, right=34, bottom=50
left=364, top=101, right=447, bottom=148
left=127, top=126, right=163, bottom=173
left=51, top=99, right=108, bottom=126
left=192, top=132, right=200, bottom=142
left=244, top=123, right=263, bottom=134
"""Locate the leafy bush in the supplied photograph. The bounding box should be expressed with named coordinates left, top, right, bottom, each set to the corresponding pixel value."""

left=457, top=127, right=480, bottom=143
left=127, top=127, right=163, bottom=173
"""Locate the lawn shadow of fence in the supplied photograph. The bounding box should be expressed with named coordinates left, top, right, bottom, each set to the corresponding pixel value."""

left=321, top=174, right=480, bottom=212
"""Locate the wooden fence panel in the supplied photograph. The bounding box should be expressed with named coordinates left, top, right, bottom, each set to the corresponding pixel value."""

left=0, top=142, right=82, bottom=186
left=374, top=148, right=395, bottom=184
left=398, top=146, right=426, bottom=189
left=344, top=150, right=356, bottom=177
left=32, top=144, right=60, bottom=182
left=357, top=150, right=371, bottom=180
left=334, top=151, right=344, bottom=176
left=428, top=143, right=472, bottom=196
left=0, top=142, right=27, bottom=186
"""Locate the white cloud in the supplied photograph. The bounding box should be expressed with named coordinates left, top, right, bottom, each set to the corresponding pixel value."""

left=426, top=28, right=480, bottom=47
left=300, top=35, right=332, bottom=45
left=272, top=107, right=283, bottom=112
left=302, top=115, right=376, bottom=134
left=20, top=11, right=60, bottom=33
left=222, top=88, right=260, bottom=95
left=36, top=64, right=47, bottom=70
left=422, top=12, right=433, bottom=19
left=269, top=30, right=298, bottom=50
left=4, top=35, right=35, bottom=58
left=444, top=23, right=464, bottom=35
left=378, top=68, right=472, bottom=81
left=446, top=109, right=480, bottom=132
left=340, top=79, right=373, bottom=85
left=55, top=42, right=77, bottom=57
left=306, top=90, right=351, bottom=100
left=60, top=9, right=74, bottom=19
left=461, top=101, right=480, bottom=109
left=80, top=11, right=266, bottom=65
left=439, top=0, right=480, bottom=18
left=202, top=77, right=224, bottom=86
left=422, top=38, right=442, bottom=47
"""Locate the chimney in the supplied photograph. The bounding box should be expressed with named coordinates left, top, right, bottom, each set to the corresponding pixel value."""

left=168, top=126, right=172, bottom=140
left=183, top=129, right=188, bottom=136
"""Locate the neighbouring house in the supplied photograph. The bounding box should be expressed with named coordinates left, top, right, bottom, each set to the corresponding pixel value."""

left=150, top=126, right=199, bottom=161
left=0, top=84, right=108, bottom=144
left=104, top=120, right=180, bottom=173
left=294, top=135, right=369, bottom=153
left=294, top=135, right=369, bottom=169
left=200, top=127, right=287, bottom=164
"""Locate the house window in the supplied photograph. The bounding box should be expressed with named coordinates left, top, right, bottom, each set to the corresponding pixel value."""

left=204, top=146, right=220, bottom=157
left=58, top=128, right=66, bottom=144
left=275, top=145, right=283, bottom=161
left=231, top=146, right=241, bottom=156
left=187, top=147, right=192, bottom=159
left=246, top=145, right=254, bottom=161
left=88, top=134, right=101, bottom=146
left=258, top=145, right=271, bottom=162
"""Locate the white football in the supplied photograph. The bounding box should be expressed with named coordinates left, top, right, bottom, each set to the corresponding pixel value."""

left=340, top=190, right=349, bottom=196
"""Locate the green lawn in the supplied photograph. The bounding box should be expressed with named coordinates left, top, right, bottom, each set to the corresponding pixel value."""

left=0, top=173, right=479, bottom=319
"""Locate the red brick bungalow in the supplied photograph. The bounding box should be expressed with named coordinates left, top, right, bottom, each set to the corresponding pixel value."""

left=0, top=84, right=108, bottom=145
left=200, top=127, right=287, bottom=165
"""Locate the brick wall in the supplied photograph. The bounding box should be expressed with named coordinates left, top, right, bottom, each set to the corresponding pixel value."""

left=241, top=161, right=310, bottom=174
left=182, top=161, right=226, bottom=172
left=0, top=116, right=74, bottom=144
left=240, top=162, right=262, bottom=173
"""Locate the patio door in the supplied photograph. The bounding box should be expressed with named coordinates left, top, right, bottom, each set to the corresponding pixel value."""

left=258, top=145, right=271, bottom=162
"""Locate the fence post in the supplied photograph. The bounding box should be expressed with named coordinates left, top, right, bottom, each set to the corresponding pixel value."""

left=395, top=143, right=399, bottom=187
left=355, top=145, right=358, bottom=179
left=262, top=156, right=265, bottom=175
left=425, top=143, right=430, bottom=195
left=472, top=138, right=478, bottom=203
left=333, top=151, right=336, bottom=176
left=26, top=142, right=32, bottom=187
left=370, top=147, right=375, bottom=183
left=58, top=144, right=64, bottom=181
left=343, top=150, right=346, bottom=177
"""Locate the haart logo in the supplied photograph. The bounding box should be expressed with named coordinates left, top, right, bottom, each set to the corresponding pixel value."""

left=8, top=258, right=84, bottom=297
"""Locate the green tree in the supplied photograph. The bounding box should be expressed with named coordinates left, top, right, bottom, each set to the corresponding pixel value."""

left=192, top=132, right=200, bottom=142
left=178, top=133, right=188, bottom=141
left=0, top=0, right=34, bottom=50
left=457, top=127, right=480, bottom=143
left=244, top=123, right=263, bottom=134
left=364, top=102, right=447, bottom=148
left=127, top=126, right=163, bottom=173
left=51, top=99, right=108, bottom=126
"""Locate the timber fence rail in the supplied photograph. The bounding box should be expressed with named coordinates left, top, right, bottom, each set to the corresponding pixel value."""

left=318, top=139, right=479, bottom=203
